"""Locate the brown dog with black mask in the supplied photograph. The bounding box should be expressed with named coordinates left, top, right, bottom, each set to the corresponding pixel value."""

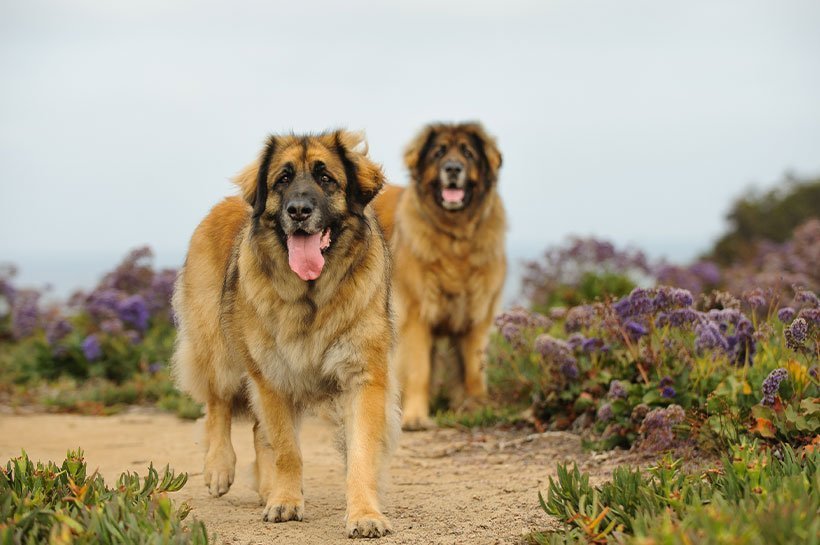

left=172, top=130, right=399, bottom=538
left=373, top=122, right=506, bottom=430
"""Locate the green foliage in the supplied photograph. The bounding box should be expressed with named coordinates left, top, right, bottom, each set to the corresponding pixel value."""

left=0, top=449, right=209, bottom=545
left=434, top=404, right=526, bottom=428
left=535, top=272, right=637, bottom=314
left=533, top=440, right=820, bottom=545
left=4, top=321, right=175, bottom=386
left=710, top=176, right=820, bottom=265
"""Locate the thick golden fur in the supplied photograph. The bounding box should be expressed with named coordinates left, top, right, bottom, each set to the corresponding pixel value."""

left=373, top=122, right=506, bottom=430
left=172, top=131, right=399, bottom=538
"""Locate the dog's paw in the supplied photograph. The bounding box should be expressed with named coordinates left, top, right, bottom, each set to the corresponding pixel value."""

left=401, top=413, right=435, bottom=431
left=262, top=498, right=304, bottom=523
left=346, top=513, right=392, bottom=539
left=204, top=450, right=236, bottom=497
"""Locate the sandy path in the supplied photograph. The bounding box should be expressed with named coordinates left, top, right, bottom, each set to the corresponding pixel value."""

left=0, top=412, right=614, bottom=544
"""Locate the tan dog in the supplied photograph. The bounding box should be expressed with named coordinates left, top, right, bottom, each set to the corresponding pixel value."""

left=172, top=131, right=399, bottom=538
left=373, top=122, right=506, bottom=430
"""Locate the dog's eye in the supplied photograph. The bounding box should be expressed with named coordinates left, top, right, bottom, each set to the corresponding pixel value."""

left=277, top=174, right=290, bottom=186
left=461, top=146, right=474, bottom=160
left=433, top=146, right=446, bottom=159
left=320, top=174, right=334, bottom=185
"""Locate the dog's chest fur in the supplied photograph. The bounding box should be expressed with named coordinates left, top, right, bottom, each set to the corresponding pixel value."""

left=397, top=198, right=506, bottom=335
left=248, top=323, right=364, bottom=405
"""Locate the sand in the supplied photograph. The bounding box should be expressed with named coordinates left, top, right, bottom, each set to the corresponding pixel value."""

left=0, top=411, right=624, bottom=544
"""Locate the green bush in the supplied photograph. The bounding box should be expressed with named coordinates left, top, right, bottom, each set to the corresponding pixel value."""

left=0, top=449, right=209, bottom=544
left=532, top=440, right=820, bottom=545
left=710, top=176, right=820, bottom=266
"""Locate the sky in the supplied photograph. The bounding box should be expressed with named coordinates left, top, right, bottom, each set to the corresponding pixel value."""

left=1, top=0, right=819, bottom=297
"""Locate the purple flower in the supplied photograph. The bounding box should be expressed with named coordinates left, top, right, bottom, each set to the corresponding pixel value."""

left=10, top=290, right=40, bottom=339
left=608, top=380, right=627, bottom=399
left=565, top=305, right=594, bottom=332
left=707, top=308, right=745, bottom=326
left=560, top=361, right=580, bottom=380
left=581, top=337, right=605, bottom=353
left=548, top=307, right=568, bottom=320
left=639, top=404, right=685, bottom=452
left=785, top=317, right=808, bottom=349
left=744, top=288, right=767, bottom=309
left=85, top=289, right=122, bottom=320
left=799, top=307, right=820, bottom=325
left=567, top=333, right=585, bottom=350
left=809, top=366, right=818, bottom=380
left=148, top=362, right=163, bottom=374
left=689, top=261, right=721, bottom=286
left=534, top=334, right=577, bottom=370
left=615, top=288, right=653, bottom=320
left=495, top=308, right=551, bottom=343
left=99, top=246, right=154, bottom=293
left=660, top=376, right=674, bottom=387
left=652, top=286, right=694, bottom=311
left=117, top=294, right=149, bottom=331
left=596, top=403, right=613, bottom=422
left=777, top=307, right=796, bottom=323
left=695, top=321, right=728, bottom=352
left=0, top=277, right=16, bottom=301
left=760, top=368, right=788, bottom=406
left=656, top=308, right=700, bottom=328
left=624, top=320, right=648, bottom=340
left=795, top=288, right=819, bottom=308
left=501, top=322, right=520, bottom=343
left=146, top=269, right=177, bottom=314
left=82, top=334, right=102, bottom=361
left=661, top=386, right=676, bottom=398
left=728, top=317, right=757, bottom=366
left=45, top=318, right=72, bottom=346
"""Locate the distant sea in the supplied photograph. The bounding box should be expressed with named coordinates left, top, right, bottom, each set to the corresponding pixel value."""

left=4, top=237, right=708, bottom=307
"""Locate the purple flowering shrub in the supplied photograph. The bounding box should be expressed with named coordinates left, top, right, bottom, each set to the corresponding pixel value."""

left=487, top=284, right=820, bottom=451
left=0, top=248, right=198, bottom=417
left=523, top=219, right=818, bottom=320
left=720, top=218, right=820, bottom=306
left=522, top=237, right=652, bottom=312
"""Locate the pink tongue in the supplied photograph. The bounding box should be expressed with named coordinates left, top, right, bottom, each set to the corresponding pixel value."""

left=442, top=188, right=465, bottom=203
left=286, top=231, right=329, bottom=281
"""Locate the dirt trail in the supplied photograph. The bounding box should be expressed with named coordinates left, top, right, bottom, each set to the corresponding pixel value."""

left=0, top=412, right=622, bottom=544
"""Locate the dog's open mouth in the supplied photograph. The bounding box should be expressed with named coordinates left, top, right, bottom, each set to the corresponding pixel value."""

left=286, top=228, right=331, bottom=281
left=440, top=186, right=468, bottom=211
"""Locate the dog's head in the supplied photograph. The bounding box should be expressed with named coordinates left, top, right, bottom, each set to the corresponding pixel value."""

left=235, top=130, right=385, bottom=281
left=404, top=122, right=502, bottom=213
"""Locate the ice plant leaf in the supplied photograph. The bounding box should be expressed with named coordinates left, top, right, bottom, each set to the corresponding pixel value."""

left=752, top=417, right=776, bottom=438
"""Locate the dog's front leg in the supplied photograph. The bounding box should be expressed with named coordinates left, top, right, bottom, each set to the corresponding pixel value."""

left=458, top=317, right=493, bottom=402
left=396, top=315, right=434, bottom=430
left=251, top=373, right=304, bottom=523
left=343, top=377, right=392, bottom=538
left=203, top=393, right=236, bottom=497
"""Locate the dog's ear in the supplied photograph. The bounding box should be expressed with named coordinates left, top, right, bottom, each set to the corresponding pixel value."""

left=403, top=125, right=438, bottom=180
left=465, top=123, right=502, bottom=185
left=233, top=135, right=277, bottom=218
left=334, top=130, right=386, bottom=216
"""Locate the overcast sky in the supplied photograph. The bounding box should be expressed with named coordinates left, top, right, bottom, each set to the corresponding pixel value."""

left=1, top=0, right=819, bottom=295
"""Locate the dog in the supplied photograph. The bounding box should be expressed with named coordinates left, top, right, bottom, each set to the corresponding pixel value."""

left=172, top=130, right=399, bottom=538
left=373, top=122, right=506, bottom=430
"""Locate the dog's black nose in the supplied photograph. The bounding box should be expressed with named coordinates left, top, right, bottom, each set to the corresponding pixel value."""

left=286, top=198, right=314, bottom=221
left=443, top=160, right=463, bottom=177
